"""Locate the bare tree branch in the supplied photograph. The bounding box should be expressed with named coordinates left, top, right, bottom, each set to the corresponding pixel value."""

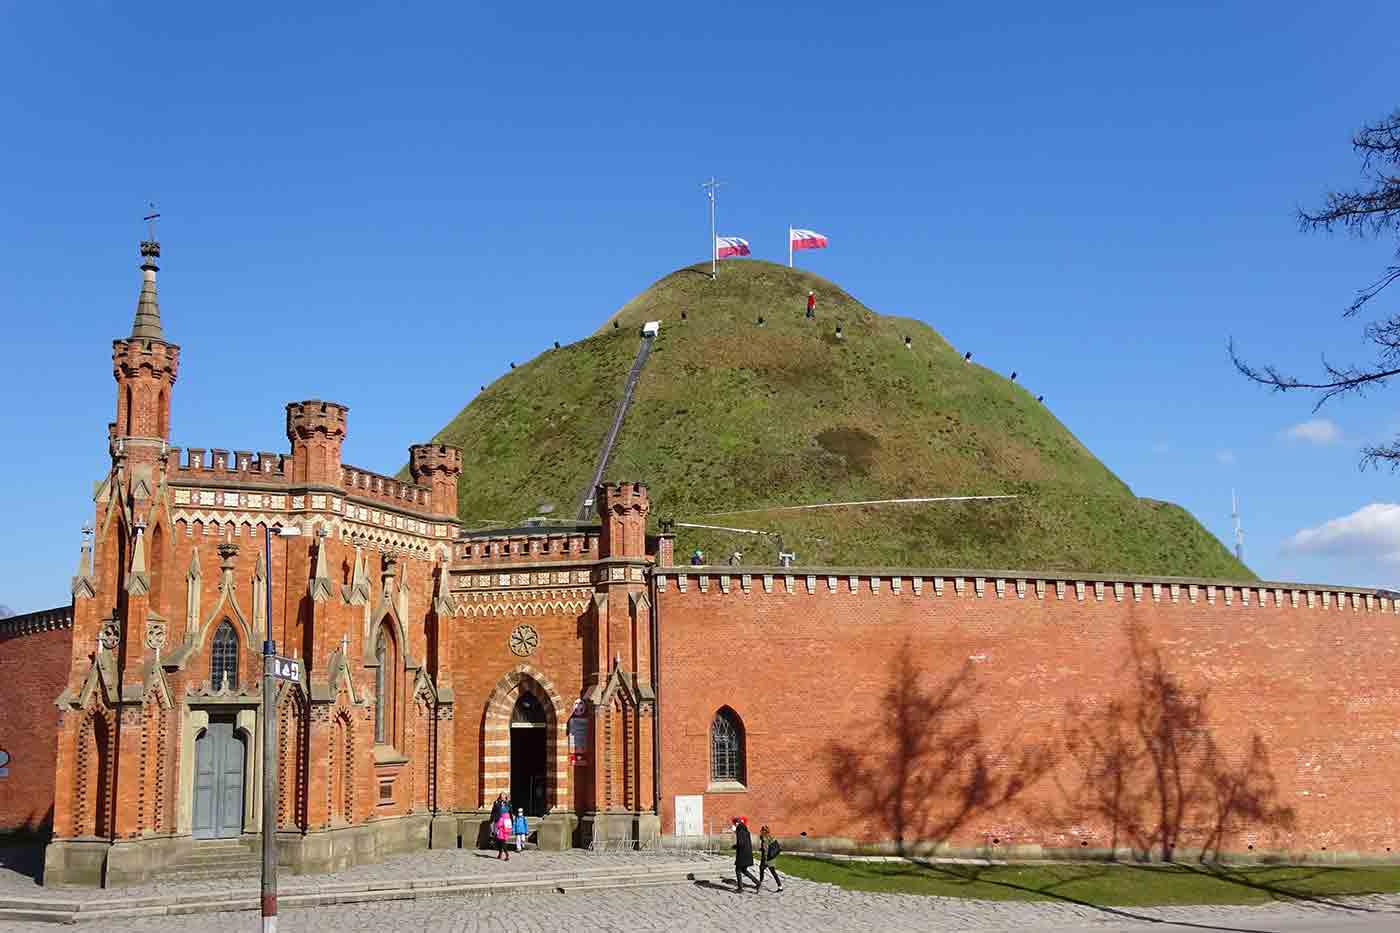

left=1233, top=107, right=1400, bottom=462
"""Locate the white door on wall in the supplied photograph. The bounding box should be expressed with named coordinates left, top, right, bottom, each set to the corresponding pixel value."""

left=675, top=794, right=703, bottom=837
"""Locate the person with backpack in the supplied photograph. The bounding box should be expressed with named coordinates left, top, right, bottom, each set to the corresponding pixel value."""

left=494, top=807, right=514, bottom=860
left=757, top=825, right=784, bottom=892
left=513, top=807, right=529, bottom=852
left=731, top=816, right=760, bottom=893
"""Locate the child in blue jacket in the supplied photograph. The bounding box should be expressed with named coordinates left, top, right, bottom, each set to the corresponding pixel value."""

left=513, top=808, right=529, bottom=852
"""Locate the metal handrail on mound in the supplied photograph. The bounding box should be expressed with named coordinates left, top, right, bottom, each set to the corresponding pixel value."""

left=576, top=331, right=656, bottom=520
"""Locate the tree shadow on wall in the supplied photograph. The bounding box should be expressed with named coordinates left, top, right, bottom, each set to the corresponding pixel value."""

left=1058, top=626, right=1297, bottom=864
left=821, top=650, right=1056, bottom=854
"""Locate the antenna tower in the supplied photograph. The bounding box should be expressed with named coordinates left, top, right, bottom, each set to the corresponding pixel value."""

left=1231, top=489, right=1244, bottom=563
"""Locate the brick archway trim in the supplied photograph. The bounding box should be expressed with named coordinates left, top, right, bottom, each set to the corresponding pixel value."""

left=481, top=664, right=569, bottom=810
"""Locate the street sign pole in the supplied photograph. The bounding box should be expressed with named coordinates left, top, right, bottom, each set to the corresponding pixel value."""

left=261, top=523, right=278, bottom=933
left=260, top=524, right=300, bottom=932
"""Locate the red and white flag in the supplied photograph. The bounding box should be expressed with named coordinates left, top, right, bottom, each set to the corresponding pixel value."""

left=716, top=236, right=751, bottom=259
left=789, top=228, right=829, bottom=251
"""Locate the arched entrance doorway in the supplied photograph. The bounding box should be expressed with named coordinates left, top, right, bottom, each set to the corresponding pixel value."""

left=481, top=664, right=569, bottom=817
left=510, top=692, right=548, bottom=816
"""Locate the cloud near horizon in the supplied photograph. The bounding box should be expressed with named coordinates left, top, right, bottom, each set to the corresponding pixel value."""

left=1282, top=418, right=1343, bottom=445
left=1283, top=503, right=1400, bottom=562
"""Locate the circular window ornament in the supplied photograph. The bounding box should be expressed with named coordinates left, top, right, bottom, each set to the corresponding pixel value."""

left=509, top=624, right=539, bottom=657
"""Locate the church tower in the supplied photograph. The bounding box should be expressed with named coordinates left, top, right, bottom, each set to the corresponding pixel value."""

left=112, top=237, right=179, bottom=456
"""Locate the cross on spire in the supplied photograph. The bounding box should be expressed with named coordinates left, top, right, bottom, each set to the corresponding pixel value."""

left=131, top=203, right=164, bottom=340
left=143, top=201, right=160, bottom=242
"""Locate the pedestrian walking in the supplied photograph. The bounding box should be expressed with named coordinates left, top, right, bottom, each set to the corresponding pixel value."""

left=757, top=825, right=784, bottom=892
left=806, top=290, right=816, bottom=319
left=513, top=808, right=529, bottom=852
left=486, top=794, right=505, bottom=849
left=731, top=816, right=760, bottom=893
left=494, top=808, right=514, bottom=861
left=728, top=549, right=743, bottom=566
left=690, top=549, right=705, bottom=566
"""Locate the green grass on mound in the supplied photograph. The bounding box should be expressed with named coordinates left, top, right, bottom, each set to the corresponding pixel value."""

left=776, top=855, right=1400, bottom=907
left=424, top=260, right=1251, bottom=579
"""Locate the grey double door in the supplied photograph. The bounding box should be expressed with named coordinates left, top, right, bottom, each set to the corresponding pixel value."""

left=193, top=718, right=245, bottom=839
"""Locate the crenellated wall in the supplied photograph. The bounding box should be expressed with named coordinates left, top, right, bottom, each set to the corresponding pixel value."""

left=655, top=565, right=1400, bottom=860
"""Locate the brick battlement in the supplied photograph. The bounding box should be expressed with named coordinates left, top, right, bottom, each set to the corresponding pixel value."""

left=453, top=529, right=600, bottom=564
left=0, top=605, right=74, bottom=643
left=656, top=564, right=1400, bottom=612
left=169, top=446, right=288, bottom=479
left=285, top=399, right=348, bottom=440
left=341, top=464, right=432, bottom=511
left=111, top=336, right=179, bottom=379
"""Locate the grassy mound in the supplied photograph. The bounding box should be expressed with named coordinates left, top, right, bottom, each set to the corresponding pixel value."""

left=423, top=260, right=1250, bottom=579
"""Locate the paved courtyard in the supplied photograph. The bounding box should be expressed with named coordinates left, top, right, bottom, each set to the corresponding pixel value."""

left=2, top=877, right=1396, bottom=932
left=2, top=846, right=1398, bottom=932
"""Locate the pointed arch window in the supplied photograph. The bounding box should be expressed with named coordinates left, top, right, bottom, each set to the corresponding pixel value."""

left=710, top=707, right=745, bottom=785
left=211, top=621, right=239, bottom=690
left=374, top=622, right=398, bottom=746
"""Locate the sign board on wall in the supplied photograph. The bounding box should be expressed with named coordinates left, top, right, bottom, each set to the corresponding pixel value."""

left=0, top=749, right=10, bottom=778
left=568, top=701, right=589, bottom=766
left=675, top=794, right=703, bottom=838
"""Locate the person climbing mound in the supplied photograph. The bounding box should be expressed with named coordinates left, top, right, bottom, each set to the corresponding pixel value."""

left=805, top=290, right=816, bottom=319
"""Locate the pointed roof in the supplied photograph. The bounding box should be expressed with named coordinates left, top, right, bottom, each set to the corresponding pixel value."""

left=130, top=240, right=164, bottom=340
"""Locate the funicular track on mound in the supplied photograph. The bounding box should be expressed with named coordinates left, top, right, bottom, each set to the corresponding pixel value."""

left=576, top=329, right=656, bottom=520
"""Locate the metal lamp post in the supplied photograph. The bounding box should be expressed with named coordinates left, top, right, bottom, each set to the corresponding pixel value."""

left=262, top=523, right=301, bottom=933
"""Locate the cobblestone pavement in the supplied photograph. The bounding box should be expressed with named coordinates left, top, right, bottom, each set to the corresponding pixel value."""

left=3, top=872, right=1397, bottom=932
left=0, top=844, right=716, bottom=900
left=4, top=846, right=1398, bottom=932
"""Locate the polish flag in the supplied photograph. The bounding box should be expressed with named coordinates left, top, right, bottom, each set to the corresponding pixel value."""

left=790, top=228, right=829, bottom=251
left=716, top=236, right=751, bottom=259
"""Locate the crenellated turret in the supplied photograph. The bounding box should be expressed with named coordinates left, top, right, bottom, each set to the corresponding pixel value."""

left=285, top=399, right=348, bottom=485
left=111, top=238, right=179, bottom=454
left=408, top=443, right=464, bottom=518
left=598, top=481, right=650, bottom=559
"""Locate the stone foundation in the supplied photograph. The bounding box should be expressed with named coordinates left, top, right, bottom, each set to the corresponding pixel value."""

left=43, top=813, right=434, bottom=887
left=578, top=811, right=660, bottom=850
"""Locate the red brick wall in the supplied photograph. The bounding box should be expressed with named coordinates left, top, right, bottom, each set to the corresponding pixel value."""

left=0, top=612, right=74, bottom=833
left=657, top=575, right=1400, bottom=857
left=449, top=608, right=588, bottom=811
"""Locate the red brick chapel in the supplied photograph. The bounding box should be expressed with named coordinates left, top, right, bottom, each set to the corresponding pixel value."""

left=1, top=237, right=1398, bottom=886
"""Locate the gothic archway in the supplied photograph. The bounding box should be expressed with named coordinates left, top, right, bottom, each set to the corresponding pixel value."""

left=480, top=665, right=568, bottom=812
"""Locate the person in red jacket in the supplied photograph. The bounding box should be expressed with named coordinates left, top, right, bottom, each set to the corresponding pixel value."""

left=805, top=290, right=816, bottom=319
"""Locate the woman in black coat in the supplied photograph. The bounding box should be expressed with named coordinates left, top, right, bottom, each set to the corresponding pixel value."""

left=731, top=817, right=760, bottom=893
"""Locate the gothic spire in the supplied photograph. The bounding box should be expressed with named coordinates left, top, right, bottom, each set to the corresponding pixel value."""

left=130, top=231, right=164, bottom=341
left=71, top=526, right=96, bottom=599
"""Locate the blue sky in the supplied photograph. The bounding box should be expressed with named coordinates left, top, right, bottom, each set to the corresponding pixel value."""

left=3, top=1, right=1400, bottom=612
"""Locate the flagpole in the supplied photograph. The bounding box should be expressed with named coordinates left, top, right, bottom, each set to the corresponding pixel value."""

left=788, top=226, right=793, bottom=268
